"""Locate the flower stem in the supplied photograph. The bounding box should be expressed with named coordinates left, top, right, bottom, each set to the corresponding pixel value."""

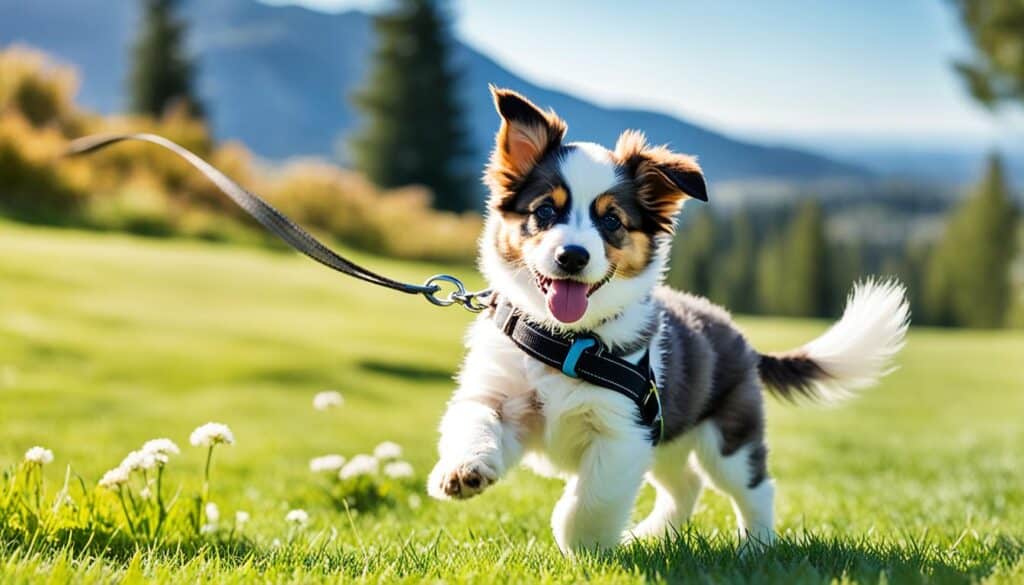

left=153, top=465, right=166, bottom=540
left=117, top=488, right=137, bottom=538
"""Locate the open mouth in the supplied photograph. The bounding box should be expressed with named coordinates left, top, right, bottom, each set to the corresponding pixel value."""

left=533, top=269, right=613, bottom=324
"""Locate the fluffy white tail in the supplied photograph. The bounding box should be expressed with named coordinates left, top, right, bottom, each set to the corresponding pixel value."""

left=758, top=278, right=911, bottom=403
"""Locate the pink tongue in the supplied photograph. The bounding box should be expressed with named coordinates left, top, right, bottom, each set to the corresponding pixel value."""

left=546, top=280, right=589, bottom=323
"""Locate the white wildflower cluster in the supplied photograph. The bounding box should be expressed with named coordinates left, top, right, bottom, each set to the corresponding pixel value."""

left=98, top=466, right=131, bottom=489
left=99, top=437, right=182, bottom=490
left=285, top=508, right=309, bottom=527
left=339, top=454, right=379, bottom=480
left=314, top=442, right=415, bottom=482
left=312, top=390, right=344, bottom=411
left=309, top=454, right=346, bottom=473
left=383, top=461, right=414, bottom=479
left=373, top=441, right=402, bottom=460
left=205, top=502, right=220, bottom=523
left=189, top=422, right=235, bottom=447
left=24, top=446, right=54, bottom=465
left=142, top=438, right=181, bottom=457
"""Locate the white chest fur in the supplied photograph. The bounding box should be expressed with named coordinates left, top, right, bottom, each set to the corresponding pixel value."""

left=522, top=353, right=643, bottom=473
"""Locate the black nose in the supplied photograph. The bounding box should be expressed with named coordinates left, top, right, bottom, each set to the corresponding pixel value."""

left=555, top=245, right=590, bottom=274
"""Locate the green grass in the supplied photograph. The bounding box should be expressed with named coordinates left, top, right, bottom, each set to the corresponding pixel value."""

left=1, top=221, right=1022, bottom=584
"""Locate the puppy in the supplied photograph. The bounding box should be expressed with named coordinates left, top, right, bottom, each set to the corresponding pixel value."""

left=427, top=87, right=910, bottom=554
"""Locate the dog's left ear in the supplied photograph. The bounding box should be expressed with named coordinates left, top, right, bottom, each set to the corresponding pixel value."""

left=615, top=130, right=707, bottom=233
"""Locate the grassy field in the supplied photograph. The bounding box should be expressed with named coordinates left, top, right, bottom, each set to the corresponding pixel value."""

left=1, top=221, right=1022, bottom=584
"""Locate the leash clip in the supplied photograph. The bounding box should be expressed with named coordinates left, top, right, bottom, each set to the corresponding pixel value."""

left=422, top=274, right=492, bottom=313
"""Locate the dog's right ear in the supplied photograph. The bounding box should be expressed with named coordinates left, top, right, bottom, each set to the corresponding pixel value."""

left=485, top=86, right=567, bottom=206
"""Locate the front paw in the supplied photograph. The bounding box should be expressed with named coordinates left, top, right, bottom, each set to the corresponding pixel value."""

left=427, top=457, right=498, bottom=500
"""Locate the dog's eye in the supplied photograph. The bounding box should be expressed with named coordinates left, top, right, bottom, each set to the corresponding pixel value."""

left=534, top=203, right=556, bottom=221
left=600, top=214, right=622, bottom=231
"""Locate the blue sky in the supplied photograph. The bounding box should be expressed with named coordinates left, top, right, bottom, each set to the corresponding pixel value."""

left=265, top=0, right=1023, bottom=150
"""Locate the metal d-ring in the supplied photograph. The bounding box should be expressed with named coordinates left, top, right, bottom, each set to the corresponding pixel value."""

left=422, top=275, right=491, bottom=313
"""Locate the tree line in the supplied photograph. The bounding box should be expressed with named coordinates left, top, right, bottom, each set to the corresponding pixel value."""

left=667, top=155, right=1021, bottom=328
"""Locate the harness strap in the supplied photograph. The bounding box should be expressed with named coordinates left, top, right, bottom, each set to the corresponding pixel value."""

left=492, top=300, right=663, bottom=444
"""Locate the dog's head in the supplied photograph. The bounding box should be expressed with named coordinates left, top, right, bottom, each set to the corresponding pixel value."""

left=480, top=87, right=707, bottom=331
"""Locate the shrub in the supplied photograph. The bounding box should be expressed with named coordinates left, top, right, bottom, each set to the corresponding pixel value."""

left=0, top=45, right=81, bottom=132
left=0, top=45, right=482, bottom=264
left=0, top=112, right=86, bottom=223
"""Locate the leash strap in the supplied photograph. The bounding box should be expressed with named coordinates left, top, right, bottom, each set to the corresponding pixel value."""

left=64, top=133, right=489, bottom=309
left=492, top=300, right=663, bottom=444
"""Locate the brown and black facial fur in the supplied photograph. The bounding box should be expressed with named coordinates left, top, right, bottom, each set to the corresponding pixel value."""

left=485, top=86, right=567, bottom=211
left=484, top=88, right=709, bottom=282
left=485, top=87, right=570, bottom=265
left=613, top=129, right=708, bottom=235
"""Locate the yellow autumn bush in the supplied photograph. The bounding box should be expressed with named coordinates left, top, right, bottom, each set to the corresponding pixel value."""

left=0, top=45, right=480, bottom=263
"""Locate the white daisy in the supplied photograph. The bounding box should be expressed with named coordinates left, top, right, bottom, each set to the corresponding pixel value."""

left=190, top=422, right=235, bottom=447
left=373, top=441, right=402, bottom=460
left=383, top=461, right=414, bottom=479
left=142, top=438, right=180, bottom=457
left=98, top=466, right=130, bottom=489
left=313, top=390, right=344, bottom=411
left=139, top=487, right=152, bottom=500
left=285, top=509, right=309, bottom=527
left=408, top=494, right=422, bottom=509
left=339, top=454, right=378, bottom=479
left=120, top=450, right=157, bottom=472
left=200, top=523, right=217, bottom=534
left=24, top=446, right=54, bottom=465
left=309, top=454, right=346, bottom=473
left=235, top=510, right=250, bottom=527
left=205, top=502, right=220, bottom=523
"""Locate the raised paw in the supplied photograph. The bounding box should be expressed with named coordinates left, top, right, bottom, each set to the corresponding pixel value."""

left=427, top=457, right=498, bottom=500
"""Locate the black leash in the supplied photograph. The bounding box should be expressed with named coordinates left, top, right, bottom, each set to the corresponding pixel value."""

left=64, top=133, right=490, bottom=312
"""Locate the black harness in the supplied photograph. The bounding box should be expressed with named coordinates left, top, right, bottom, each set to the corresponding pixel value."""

left=491, top=299, right=664, bottom=444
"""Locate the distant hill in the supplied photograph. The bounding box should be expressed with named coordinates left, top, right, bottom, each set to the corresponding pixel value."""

left=0, top=0, right=868, bottom=192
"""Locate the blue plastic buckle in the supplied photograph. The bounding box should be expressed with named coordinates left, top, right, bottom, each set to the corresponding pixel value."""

left=562, top=337, right=597, bottom=378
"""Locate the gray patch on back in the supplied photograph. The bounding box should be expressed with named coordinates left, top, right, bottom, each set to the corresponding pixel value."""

left=652, top=286, right=769, bottom=485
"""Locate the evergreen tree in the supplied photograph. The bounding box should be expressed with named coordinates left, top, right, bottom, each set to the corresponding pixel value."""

left=128, top=0, right=203, bottom=119
left=667, top=208, right=716, bottom=295
left=755, top=233, right=786, bottom=315
left=350, top=0, right=474, bottom=212
left=828, top=241, right=864, bottom=316
left=753, top=201, right=830, bottom=317
left=782, top=200, right=830, bottom=317
left=711, top=210, right=757, bottom=313
left=924, top=154, right=1018, bottom=328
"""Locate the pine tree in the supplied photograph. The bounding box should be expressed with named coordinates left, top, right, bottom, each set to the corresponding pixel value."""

left=128, top=0, right=203, bottom=119
left=753, top=201, right=830, bottom=317
left=711, top=210, right=757, bottom=313
left=782, top=200, right=830, bottom=317
left=756, top=233, right=786, bottom=315
left=350, top=0, right=474, bottom=212
left=924, top=154, right=1018, bottom=328
left=667, top=208, right=716, bottom=295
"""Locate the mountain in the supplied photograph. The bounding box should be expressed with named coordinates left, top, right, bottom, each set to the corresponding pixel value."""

left=0, top=0, right=867, bottom=191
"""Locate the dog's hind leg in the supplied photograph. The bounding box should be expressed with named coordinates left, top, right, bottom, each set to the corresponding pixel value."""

left=625, top=436, right=703, bottom=542
left=692, top=421, right=775, bottom=545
